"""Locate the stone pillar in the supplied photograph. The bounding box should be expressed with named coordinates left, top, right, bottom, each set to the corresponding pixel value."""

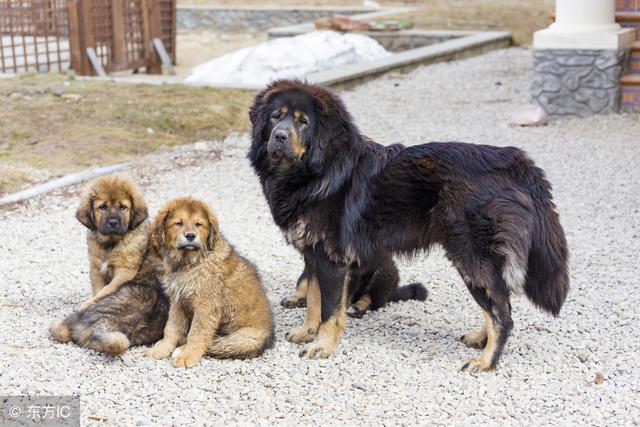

left=532, top=0, right=635, bottom=117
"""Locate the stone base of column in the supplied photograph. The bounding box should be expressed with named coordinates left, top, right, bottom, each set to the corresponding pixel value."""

left=532, top=48, right=630, bottom=117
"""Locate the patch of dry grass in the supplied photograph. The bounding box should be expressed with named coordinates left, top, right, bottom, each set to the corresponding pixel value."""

left=0, top=73, right=253, bottom=194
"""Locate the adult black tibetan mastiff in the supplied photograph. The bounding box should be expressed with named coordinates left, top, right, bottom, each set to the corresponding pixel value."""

left=248, top=80, right=569, bottom=373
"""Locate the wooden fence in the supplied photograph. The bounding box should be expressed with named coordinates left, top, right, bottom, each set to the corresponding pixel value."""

left=0, top=0, right=175, bottom=75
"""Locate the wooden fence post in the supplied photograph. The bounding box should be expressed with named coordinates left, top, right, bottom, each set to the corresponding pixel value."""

left=147, top=0, right=163, bottom=74
left=111, top=0, right=126, bottom=69
left=70, top=0, right=96, bottom=75
left=67, top=0, right=83, bottom=73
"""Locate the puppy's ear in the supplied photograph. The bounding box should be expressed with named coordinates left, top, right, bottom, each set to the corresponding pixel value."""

left=129, top=188, right=149, bottom=229
left=206, top=211, right=220, bottom=251
left=149, top=207, right=169, bottom=253
left=75, top=195, right=96, bottom=230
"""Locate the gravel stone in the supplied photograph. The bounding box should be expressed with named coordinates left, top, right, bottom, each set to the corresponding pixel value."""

left=0, top=47, right=639, bottom=425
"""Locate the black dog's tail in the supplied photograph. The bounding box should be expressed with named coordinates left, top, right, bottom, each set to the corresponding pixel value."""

left=523, top=169, right=570, bottom=317
left=388, top=282, right=428, bottom=303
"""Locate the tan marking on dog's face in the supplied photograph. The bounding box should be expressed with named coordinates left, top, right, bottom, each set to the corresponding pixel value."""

left=291, top=111, right=309, bottom=157
left=289, top=127, right=305, bottom=158
left=163, top=206, right=210, bottom=253
left=268, top=105, right=309, bottom=160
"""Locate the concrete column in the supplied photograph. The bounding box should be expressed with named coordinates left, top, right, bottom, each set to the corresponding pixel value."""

left=550, top=0, right=620, bottom=34
left=535, top=0, right=633, bottom=49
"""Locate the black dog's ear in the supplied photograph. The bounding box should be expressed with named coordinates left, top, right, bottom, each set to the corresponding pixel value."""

left=307, top=129, right=325, bottom=174
left=307, top=111, right=347, bottom=174
left=307, top=89, right=356, bottom=174
left=249, top=91, right=270, bottom=137
left=75, top=195, right=96, bottom=230
left=248, top=93, right=263, bottom=126
left=129, top=188, right=149, bottom=230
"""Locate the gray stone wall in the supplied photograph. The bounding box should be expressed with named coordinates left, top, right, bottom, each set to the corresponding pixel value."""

left=532, top=49, right=629, bottom=117
left=177, top=7, right=372, bottom=32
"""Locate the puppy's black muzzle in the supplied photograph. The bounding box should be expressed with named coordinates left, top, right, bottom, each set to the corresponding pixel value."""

left=99, top=212, right=126, bottom=236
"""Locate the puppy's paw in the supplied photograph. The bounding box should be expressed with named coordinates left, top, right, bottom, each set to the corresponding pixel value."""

left=49, top=319, right=70, bottom=343
left=144, top=342, right=173, bottom=360
left=346, top=305, right=366, bottom=319
left=78, top=298, right=96, bottom=312
left=460, top=331, right=487, bottom=349
left=171, top=345, right=185, bottom=358
left=461, top=358, right=493, bottom=374
left=285, top=325, right=317, bottom=343
left=172, top=350, right=202, bottom=368
left=280, top=296, right=306, bottom=309
left=299, top=341, right=334, bottom=359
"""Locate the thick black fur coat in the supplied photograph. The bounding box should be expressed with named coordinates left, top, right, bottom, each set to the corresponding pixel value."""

left=248, top=80, right=569, bottom=370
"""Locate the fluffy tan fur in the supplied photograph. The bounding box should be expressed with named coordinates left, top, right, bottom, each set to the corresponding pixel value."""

left=144, top=197, right=273, bottom=368
left=49, top=176, right=168, bottom=356
left=75, top=175, right=149, bottom=310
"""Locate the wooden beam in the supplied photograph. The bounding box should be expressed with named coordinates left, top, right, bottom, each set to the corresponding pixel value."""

left=67, top=0, right=83, bottom=74
left=147, top=0, right=163, bottom=74
left=141, top=0, right=153, bottom=70
left=153, top=37, right=176, bottom=75
left=78, top=0, right=96, bottom=76
left=87, top=47, right=107, bottom=76
left=111, top=0, right=126, bottom=68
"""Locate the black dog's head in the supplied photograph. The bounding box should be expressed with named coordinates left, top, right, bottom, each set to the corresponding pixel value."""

left=248, top=80, right=357, bottom=174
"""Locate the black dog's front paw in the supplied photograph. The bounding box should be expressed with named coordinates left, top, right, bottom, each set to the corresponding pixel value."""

left=280, top=296, right=307, bottom=309
left=346, top=305, right=366, bottom=319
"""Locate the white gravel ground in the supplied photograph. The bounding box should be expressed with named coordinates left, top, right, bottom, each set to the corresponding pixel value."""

left=1, top=47, right=639, bottom=426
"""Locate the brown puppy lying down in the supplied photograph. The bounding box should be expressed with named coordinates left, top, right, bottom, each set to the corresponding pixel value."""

left=144, top=197, right=273, bottom=368
left=74, top=175, right=149, bottom=310
left=49, top=176, right=168, bottom=355
left=49, top=254, right=168, bottom=355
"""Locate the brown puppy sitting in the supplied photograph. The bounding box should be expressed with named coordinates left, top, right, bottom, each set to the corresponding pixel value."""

left=144, top=197, right=273, bottom=368
left=49, top=175, right=168, bottom=355
left=75, top=175, right=149, bottom=310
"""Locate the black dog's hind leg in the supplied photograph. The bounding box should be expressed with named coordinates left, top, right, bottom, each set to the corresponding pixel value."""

left=347, top=259, right=399, bottom=318
left=299, top=245, right=349, bottom=359
left=461, top=280, right=513, bottom=373
left=346, top=266, right=373, bottom=318
left=281, top=264, right=309, bottom=309
left=367, top=258, right=399, bottom=311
